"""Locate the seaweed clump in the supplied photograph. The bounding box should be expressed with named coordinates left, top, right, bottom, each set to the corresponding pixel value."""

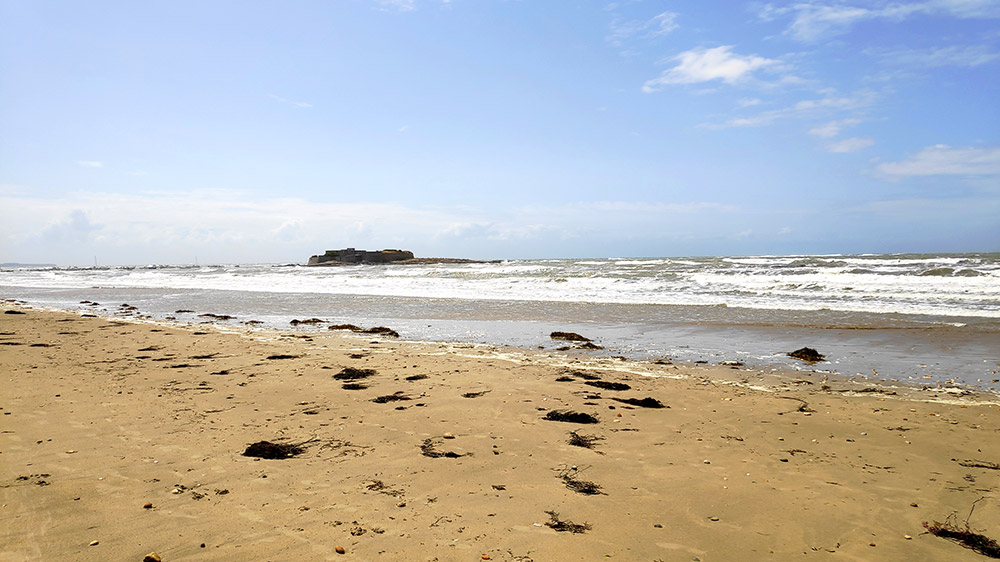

left=611, top=397, right=667, bottom=409
left=420, top=438, right=469, bottom=459
left=242, top=440, right=306, bottom=460
left=544, top=510, right=591, bottom=534
left=544, top=410, right=599, bottom=424
left=584, top=380, right=631, bottom=391
left=372, top=392, right=411, bottom=404
left=334, top=367, right=376, bottom=381
left=924, top=498, right=1000, bottom=558
left=568, top=431, right=604, bottom=451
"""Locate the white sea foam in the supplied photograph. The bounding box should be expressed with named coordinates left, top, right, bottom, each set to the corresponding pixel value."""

left=2, top=253, right=998, bottom=318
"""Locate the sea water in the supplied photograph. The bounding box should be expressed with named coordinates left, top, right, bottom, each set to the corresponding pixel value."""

left=2, top=253, right=998, bottom=389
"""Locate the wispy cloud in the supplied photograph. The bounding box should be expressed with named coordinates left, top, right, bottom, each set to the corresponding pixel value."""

left=870, top=44, right=1000, bottom=67
left=877, top=144, right=1000, bottom=177
left=738, top=97, right=763, bottom=107
left=827, top=137, right=874, bottom=153
left=759, top=1, right=1000, bottom=42
left=77, top=161, right=104, bottom=168
left=642, top=46, right=781, bottom=92
left=608, top=11, right=679, bottom=47
left=268, top=94, right=313, bottom=109
left=373, top=0, right=416, bottom=12
left=702, top=91, right=876, bottom=129
left=809, top=118, right=862, bottom=137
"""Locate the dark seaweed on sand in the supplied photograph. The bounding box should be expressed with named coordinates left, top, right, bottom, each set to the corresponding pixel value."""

left=555, top=376, right=576, bottom=382
left=611, top=397, right=667, bottom=409
left=544, top=510, right=591, bottom=533
left=242, top=440, right=306, bottom=459
left=404, top=374, right=428, bottom=381
left=334, top=367, right=376, bottom=380
left=420, top=439, right=469, bottom=459
left=461, top=390, right=489, bottom=398
left=584, top=380, right=631, bottom=391
left=266, top=354, right=300, bottom=360
left=544, top=410, right=599, bottom=424
left=568, top=431, right=604, bottom=450
left=925, top=518, right=1000, bottom=557
left=557, top=468, right=604, bottom=495
left=923, top=498, right=1000, bottom=558
left=342, top=383, right=368, bottom=390
left=372, top=392, right=411, bottom=404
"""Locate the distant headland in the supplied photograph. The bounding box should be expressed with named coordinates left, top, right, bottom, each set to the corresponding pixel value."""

left=307, top=248, right=494, bottom=266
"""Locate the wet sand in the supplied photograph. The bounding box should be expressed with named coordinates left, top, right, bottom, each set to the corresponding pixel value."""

left=2, top=305, right=999, bottom=561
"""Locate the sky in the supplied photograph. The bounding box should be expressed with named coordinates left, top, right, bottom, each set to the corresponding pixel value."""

left=1, top=0, right=998, bottom=265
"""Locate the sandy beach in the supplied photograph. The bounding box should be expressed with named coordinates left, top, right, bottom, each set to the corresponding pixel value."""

left=2, top=304, right=999, bottom=561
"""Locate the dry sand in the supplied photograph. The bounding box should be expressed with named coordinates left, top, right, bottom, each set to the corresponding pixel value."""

left=2, top=305, right=999, bottom=561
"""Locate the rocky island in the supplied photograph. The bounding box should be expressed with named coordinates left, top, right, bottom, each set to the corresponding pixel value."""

left=307, top=248, right=492, bottom=266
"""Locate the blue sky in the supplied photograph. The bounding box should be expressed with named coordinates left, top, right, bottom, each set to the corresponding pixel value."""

left=1, top=0, right=998, bottom=264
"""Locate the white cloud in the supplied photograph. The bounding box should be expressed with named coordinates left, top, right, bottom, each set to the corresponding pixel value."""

left=877, top=145, right=1000, bottom=176
left=872, top=45, right=1000, bottom=67
left=77, top=161, right=104, bottom=168
left=827, top=137, right=875, bottom=153
left=809, top=118, right=862, bottom=137
left=642, top=46, right=780, bottom=92
left=738, top=97, right=762, bottom=107
left=760, top=1, right=1000, bottom=42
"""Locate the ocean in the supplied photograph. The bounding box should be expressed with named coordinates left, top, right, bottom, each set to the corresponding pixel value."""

left=3, top=253, right=998, bottom=390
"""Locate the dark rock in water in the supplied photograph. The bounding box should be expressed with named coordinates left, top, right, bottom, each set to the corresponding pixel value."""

left=611, top=397, right=667, bottom=409
left=543, top=410, right=599, bottom=424
left=326, top=324, right=399, bottom=337
left=577, top=341, right=604, bottom=350
left=585, top=380, right=631, bottom=391
left=328, top=324, right=363, bottom=332
left=789, top=347, right=825, bottom=362
left=242, top=441, right=304, bottom=459
left=550, top=331, right=592, bottom=342
left=290, top=318, right=325, bottom=326
left=308, top=248, right=415, bottom=265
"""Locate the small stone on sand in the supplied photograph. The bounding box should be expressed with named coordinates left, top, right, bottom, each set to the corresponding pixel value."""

left=142, top=553, right=162, bottom=562
left=335, top=545, right=346, bottom=554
